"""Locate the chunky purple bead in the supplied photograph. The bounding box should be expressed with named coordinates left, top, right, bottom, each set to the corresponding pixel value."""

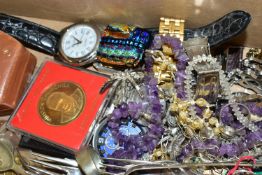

left=111, top=108, right=122, bottom=120
left=194, top=105, right=203, bottom=116
left=152, top=103, right=162, bottom=114
left=226, top=144, right=239, bottom=157
left=256, top=121, right=262, bottom=128
left=177, top=53, right=189, bottom=62
left=151, top=35, right=162, bottom=49
left=176, top=62, right=187, bottom=70
left=191, top=139, right=204, bottom=149
left=147, top=139, right=158, bottom=152
left=120, top=103, right=129, bottom=118
left=176, top=144, right=193, bottom=162
left=177, top=90, right=186, bottom=100
left=219, top=143, right=228, bottom=157
left=151, top=113, right=162, bottom=123
left=236, top=140, right=246, bottom=153
left=246, top=102, right=262, bottom=116
left=220, top=110, right=234, bottom=125
left=148, top=78, right=158, bottom=86
left=108, top=121, right=119, bottom=129
left=128, top=102, right=141, bottom=111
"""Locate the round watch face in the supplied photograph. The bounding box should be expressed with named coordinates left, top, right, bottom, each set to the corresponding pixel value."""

left=93, top=119, right=144, bottom=158
left=59, top=23, right=100, bottom=65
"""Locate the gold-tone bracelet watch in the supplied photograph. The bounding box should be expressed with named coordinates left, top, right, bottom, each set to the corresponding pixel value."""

left=159, top=17, right=185, bottom=41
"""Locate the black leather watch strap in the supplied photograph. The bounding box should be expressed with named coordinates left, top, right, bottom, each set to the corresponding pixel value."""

left=184, top=10, right=251, bottom=47
left=0, top=13, right=60, bottom=55
left=147, top=10, right=251, bottom=48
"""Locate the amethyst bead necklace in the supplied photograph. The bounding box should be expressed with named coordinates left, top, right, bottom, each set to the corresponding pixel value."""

left=107, top=74, right=164, bottom=159
left=176, top=131, right=262, bottom=162
left=150, top=35, right=190, bottom=100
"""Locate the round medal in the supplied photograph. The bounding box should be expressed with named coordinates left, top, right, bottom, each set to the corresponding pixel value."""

left=38, top=82, right=85, bottom=125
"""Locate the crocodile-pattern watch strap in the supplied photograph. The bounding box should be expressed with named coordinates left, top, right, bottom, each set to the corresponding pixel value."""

left=0, top=13, right=60, bottom=55
left=184, top=10, right=251, bottom=47
left=147, top=10, right=251, bottom=48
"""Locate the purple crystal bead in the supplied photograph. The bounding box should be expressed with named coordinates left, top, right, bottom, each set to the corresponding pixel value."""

left=177, top=53, right=189, bottom=62
left=148, top=77, right=158, bottom=86
left=111, top=108, right=122, bottom=120
left=120, top=103, right=129, bottom=118
left=256, top=121, right=262, bottom=128
left=246, top=102, right=262, bottom=116
left=176, top=89, right=186, bottom=99
left=176, top=61, right=187, bottom=70
left=176, top=144, right=193, bottom=162
left=108, top=121, right=119, bottom=129
left=194, top=105, right=203, bottom=116
left=120, top=102, right=128, bottom=111
left=219, top=143, right=228, bottom=157
left=191, top=139, right=204, bottom=149
left=220, top=110, right=234, bottom=125
left=128, top=102, right=141, bottom=111
left=148, top=124, right=163, bottom=136
left=150, top=35, right=162, bottom=49
left=204, top=139, right=220, bottom=156
left=227, top=144, right=239, bottom=157
left=151, top=113, right=162, bottom=123
left=152, top=103, right=162, bottom=114
left=236, top=140, right=246, bottom=153
left=146, top=139, right=158, bottom=152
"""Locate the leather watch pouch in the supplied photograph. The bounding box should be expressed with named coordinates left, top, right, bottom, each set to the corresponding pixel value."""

left=0, top=31, right=37, bottom=115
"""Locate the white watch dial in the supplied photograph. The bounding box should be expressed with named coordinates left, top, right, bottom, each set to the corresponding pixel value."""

left=61, top=24, right=98, bottom=59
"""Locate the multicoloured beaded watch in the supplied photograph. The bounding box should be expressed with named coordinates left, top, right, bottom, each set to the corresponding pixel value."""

left=96, top=24, right=151, bottom=68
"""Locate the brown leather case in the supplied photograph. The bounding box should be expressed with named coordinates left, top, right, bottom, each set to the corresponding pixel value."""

left=0, top=31, right=37, bottom=115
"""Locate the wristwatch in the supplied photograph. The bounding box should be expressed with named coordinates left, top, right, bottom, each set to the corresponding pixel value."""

left=0, top=13, right=101, bottom=66
left=0, top=10, right=251, bottom=64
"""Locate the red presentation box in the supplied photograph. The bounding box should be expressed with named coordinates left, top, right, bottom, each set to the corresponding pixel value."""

left=8, top=61, right=109, bottom=151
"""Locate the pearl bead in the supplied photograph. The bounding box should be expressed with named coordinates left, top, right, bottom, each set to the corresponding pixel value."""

left=178, top=101, right=189, bottom=110
left=209, top=117, right=219, bottom=126
left=178, top=111, right=189, bottom=123
left=185, top=127, right=195, bottom=137
left=169, top=103, right=179, bottom=113
left=191, top=120, right=204, bottom=130
left=213, top=127, right=221, bottom=136
left=203, top=108, right=212, bottom=119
